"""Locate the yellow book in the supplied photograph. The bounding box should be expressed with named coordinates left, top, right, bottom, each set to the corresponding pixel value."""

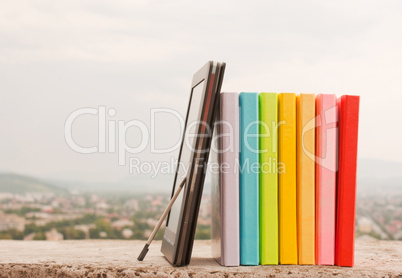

left=278, top=93, right=298, bottom=264
left=296, top=94, right=315, bottom=265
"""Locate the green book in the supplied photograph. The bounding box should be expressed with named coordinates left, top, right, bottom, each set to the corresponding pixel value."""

left=259, top=93, right=279, bottom=265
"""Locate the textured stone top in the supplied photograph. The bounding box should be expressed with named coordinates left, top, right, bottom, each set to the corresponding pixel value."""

left=0, top=237, right=401, bottom=277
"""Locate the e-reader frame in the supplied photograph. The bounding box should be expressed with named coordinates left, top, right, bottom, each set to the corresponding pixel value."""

left=160, top=61, right=226, bottom=266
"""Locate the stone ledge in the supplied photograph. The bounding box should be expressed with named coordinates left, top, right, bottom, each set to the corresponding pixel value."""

left=0, top=237, right=401, bottom=277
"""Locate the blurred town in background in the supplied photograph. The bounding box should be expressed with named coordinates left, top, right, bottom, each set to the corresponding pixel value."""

left=0, top=173, right=211, bottom=241
left=1, top=0, right=402, bottom=245
left=0, top=159, right=401, bottom=241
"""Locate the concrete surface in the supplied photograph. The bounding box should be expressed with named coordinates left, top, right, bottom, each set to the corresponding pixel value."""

left=0, top=237, right=401, bottom=277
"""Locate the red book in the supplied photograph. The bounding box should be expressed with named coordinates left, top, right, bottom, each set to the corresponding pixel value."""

left=335, top=95, right=360, bottom=267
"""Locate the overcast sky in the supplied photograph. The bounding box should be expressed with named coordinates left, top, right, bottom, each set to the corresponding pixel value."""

left=0, top=0, right=401, bottom=183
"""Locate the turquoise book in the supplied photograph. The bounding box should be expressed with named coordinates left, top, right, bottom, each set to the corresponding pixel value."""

left=239, top=92, right=259, bottom=265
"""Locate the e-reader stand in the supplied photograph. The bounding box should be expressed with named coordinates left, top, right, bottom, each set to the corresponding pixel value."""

left=137, top=178, right=187, bottom=261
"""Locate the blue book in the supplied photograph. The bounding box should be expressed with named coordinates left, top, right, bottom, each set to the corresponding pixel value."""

left=239, top=92, right=259, bottom=265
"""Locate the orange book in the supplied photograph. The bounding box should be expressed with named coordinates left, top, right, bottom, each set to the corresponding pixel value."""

left=296, top=94, right=315, bottom=264
left=278, top=93, right=298, bottom=264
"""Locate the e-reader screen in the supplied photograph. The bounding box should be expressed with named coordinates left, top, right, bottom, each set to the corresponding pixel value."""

left=166, top=80, right=204, bottom=233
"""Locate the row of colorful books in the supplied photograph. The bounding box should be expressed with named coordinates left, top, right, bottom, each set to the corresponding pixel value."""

left=210, top=92, right=360, bottom=267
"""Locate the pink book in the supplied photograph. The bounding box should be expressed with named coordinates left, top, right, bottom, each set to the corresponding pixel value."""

left=211, top=92, right=240, bottom=266
left=315, top=94, right=337, bottom=265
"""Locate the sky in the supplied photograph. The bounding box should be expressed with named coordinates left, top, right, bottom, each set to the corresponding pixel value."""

left=0, top=0, right=401, bottom=183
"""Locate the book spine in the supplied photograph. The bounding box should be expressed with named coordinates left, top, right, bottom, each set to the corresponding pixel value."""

left=335, top=95, right=360, bottom=267
left=296, top=94, right=316, bottom=265
left=239, top=92, right=259, bottom=265
left=278, top=93, right=298, bottom=264
left=210, top=92, right=222, bottom=265
left=220, top=92, right=240, bottom=266
left=315, top=94, right=337, bottom=265
left=259, top=93, right=279, bottom=265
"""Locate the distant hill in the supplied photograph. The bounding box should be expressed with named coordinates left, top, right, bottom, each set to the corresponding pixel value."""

left=357, top=158, right=402, bottom=179
left=46, top=173, right=175, bottom=193
left=356, top=158, right=402, bottom=195
left=0, top=173, right=67, bottom=194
